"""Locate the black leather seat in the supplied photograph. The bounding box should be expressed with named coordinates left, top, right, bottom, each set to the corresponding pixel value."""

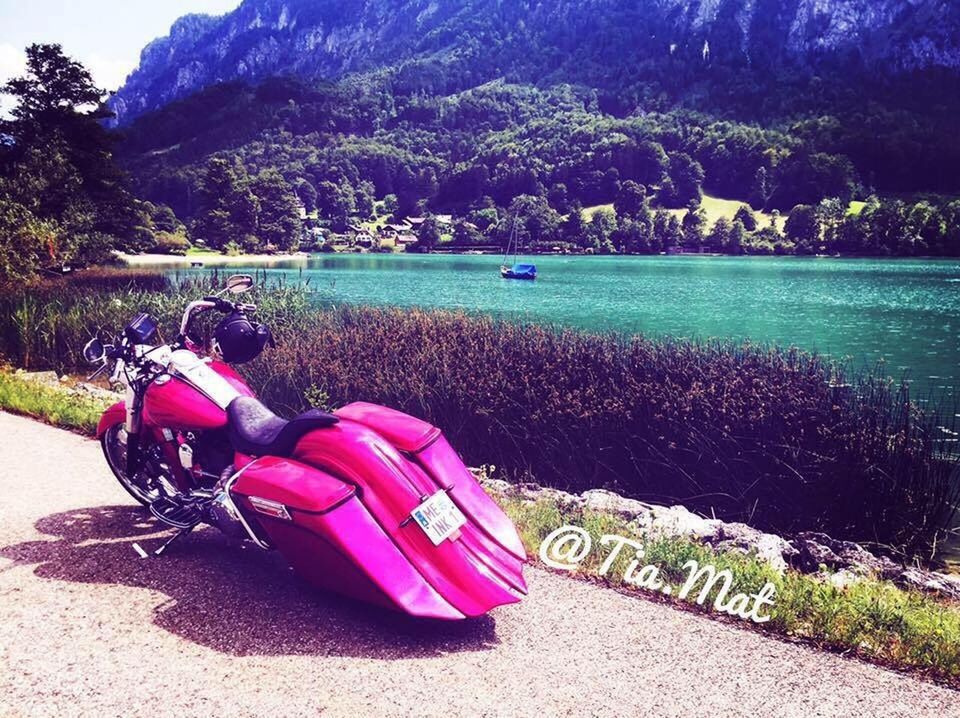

left=227, top=396, right=338, bottom=457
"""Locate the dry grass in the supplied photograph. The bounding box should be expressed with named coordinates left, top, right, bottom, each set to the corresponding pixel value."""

left=0, top=272, right=956, bottom=555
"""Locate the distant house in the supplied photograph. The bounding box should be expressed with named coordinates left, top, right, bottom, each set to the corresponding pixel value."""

left=354, top=232, right=374, bottom=247
left=406, top=217, right=427, bottom=229
left=300, top=225, right=324, bottom=250
left=294, top=198, right=308, bottom=220
left=380, top=223, right=412, bottom=238
left=435, top=215, right=453, bottom=226
left=396, top=233, right=419, bottom=247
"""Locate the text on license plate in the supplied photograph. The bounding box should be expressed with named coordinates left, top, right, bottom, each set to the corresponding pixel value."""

left=411, top=491, right=467, bottom=545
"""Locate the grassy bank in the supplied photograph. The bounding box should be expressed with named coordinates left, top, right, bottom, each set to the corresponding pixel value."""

left=505, top=497, right=960, bottom=686
left=0, top=371, right=110, bottom=434
left=2, top=364, right=959, bottom=685
left=0, top=271, right=956, bottom=556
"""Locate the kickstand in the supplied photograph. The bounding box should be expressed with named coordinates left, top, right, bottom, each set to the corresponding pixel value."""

left=150, top=527, right=193, bottom=557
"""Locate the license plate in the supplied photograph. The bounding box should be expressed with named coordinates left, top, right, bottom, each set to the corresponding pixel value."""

left=411, top=491, right=466, bottom=545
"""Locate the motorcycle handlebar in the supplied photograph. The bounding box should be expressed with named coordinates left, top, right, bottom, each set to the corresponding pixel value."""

left=202, top=296, right=236, bottom=312
left=179, top=297, right=257, bottom=338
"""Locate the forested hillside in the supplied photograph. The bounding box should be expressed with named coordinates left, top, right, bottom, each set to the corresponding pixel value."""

left=104, top=0, right=960, bottom=257
left=115, top=71, right=960, bottom=256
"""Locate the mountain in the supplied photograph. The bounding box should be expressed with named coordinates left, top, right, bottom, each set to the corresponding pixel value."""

left=109, top=0, right=960, bottom=256
left=111, top=0, right=960, bottom=125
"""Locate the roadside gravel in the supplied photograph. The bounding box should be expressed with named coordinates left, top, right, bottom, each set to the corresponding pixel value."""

left=0, top=411, right=957, bottom=717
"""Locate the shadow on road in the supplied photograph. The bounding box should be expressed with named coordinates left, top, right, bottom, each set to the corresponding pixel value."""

left=0, top=504, right=502, bottom=658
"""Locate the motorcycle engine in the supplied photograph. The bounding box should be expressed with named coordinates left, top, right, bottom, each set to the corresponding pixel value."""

left=186, top=430, right=233, bottom=486
left=207, top=466, right=249, bottom=541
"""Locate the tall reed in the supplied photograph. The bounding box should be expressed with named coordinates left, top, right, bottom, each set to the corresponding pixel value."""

left=0, top=272, right=955, bottom=555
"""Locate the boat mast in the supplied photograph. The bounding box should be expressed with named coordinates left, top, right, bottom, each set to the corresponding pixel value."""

left=502, top=217, right=519, bottom=266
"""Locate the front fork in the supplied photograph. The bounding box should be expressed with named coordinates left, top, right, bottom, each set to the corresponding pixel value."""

left=124, top=384, right=144, bottom=477
left=124, top=384, right=194, bottom=494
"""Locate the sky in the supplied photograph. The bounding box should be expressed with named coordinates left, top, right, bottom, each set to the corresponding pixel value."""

left=0, top=0, right=241, bottom=113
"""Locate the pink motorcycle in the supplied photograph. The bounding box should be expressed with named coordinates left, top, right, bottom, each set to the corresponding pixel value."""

left=82, top=274, right=526, bottom=619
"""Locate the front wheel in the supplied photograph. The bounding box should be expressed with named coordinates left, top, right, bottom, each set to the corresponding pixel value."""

left=101, top=423, right=162, bottom=506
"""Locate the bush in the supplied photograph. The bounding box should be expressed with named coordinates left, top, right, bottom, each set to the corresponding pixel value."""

left=151, top=231, right=191, bottom=255
left=0, top=198, right=51, bottom=283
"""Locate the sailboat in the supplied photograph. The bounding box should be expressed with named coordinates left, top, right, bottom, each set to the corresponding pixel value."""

left=500, top=219, right=537, bottom=280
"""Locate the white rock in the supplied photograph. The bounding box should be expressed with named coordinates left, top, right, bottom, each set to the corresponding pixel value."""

left=580, top=489, right=654, bottom=520
left=647, top=504, right=717, bottom=540
left=827, top=569, right=864, bottom=589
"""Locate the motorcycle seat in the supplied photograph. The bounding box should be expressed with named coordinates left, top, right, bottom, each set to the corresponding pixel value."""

left=227, top=396, right=338, bottom=457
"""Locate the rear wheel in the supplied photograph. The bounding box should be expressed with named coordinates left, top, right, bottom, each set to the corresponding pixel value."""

left=101, top=423, right=162, bottom=506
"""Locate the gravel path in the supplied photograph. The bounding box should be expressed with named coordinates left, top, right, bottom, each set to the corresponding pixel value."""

left=0, top=411, right=957, bottom=717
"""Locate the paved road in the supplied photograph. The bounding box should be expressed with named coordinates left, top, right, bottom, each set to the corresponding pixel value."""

left=0, top=411, right=957, bottom=718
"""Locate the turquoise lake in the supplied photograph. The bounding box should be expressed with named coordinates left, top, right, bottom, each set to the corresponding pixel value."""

left=171, top=253, right=960, bottom=403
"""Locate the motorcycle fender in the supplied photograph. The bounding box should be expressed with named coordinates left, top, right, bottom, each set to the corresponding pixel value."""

left=336, top=402, right=527, bottom=561
left=335, top=401, right=440, bottom=451
left=293, top=422, right=525, bottom=617
left=96, top=401, right=127, bottom=439
left=417, top=436, right=527, bottom=562
left=231, top=456, right=465, bottom=620
left=232, top=455, right=355, bottom=513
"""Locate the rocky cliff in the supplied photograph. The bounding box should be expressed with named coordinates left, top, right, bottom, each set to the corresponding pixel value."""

left=110, top=0, right=960, bottom=124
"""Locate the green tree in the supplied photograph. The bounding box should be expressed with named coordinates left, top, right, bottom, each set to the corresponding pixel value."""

left=294, top=179, right=317, bottom=214
left=906, top=201, right=943, bottom=257
left=150, top=204, right=181, bottom=233
left=316, top=181, right=355, bottom=231
left=561, top=201, right=588, bottom=248
left=749, top=166, right=772, bottom=210
left=613, top=215, right=654, bottom=254
left=939, top=201, right=960, bottom=257
left=192, top=157, right=259, bottom=251
left=652, top=209, right=682, bottom=251
left=729, top=219, right=747, bottom=255
left=666, top=153, right=705, bottom=208
left=615, top=180, right=647, bottom=219
left=817, top=198, right=846, bottom=253
left=707, top=217, right=732, bottom=252
left=587, top=208, right=617, bottom=253
left=0, top=198, right=55, bottom=282
left=468, top=206, right=499, bottom=231
left=383, top=193, right=399, bottom=216
left=864, top=200, right=912, bottom=256
left=785, top=205, right=821, bottom=255
left=452, top=221, right=483, bottom=246
left=0, top=44, right=139, bottom=275
left=681, top=204, right=707, bottom=251
left=752, top=225, right=789, bottom=255
left=547, top=183, right=569, bottom=213
left=252, top=169, right=302, bottom=250
left=506, top=194, right=561, bottom=247
left=412, top=216, right=442, bottom=252
left=355, top=180, right=376, bottom=219
left=733, top=205, right=757, bottom=232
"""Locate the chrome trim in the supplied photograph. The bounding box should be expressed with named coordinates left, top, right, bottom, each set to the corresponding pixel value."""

left=248, top=496, right=292, bottom=521
left=168, top=352, right=240, bottom=409
left=222, top=461, right=271, bottom=549
left=180, top=299, right=217, bottom=336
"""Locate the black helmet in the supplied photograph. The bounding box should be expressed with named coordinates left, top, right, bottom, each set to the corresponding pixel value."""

left=213, top=312, right=273, bottom=364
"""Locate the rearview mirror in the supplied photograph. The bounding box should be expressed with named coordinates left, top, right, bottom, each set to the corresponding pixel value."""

left=83, top=338, right=105, bottom=364
left=225, top=274, right=254, bottom=294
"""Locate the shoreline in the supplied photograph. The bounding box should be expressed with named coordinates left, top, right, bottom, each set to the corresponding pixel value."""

left=118, top=252, right=311, bottom=267
left=118, top=251, right=960, bottom=264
